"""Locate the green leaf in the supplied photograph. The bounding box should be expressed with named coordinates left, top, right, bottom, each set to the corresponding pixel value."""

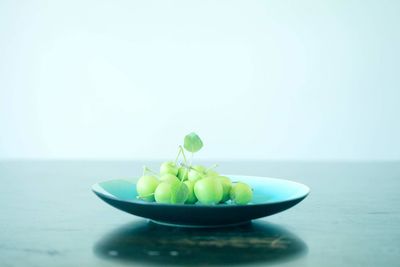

left=171, top=183, right=189, bottom=204
left=184, top=132, right=203, bottom=153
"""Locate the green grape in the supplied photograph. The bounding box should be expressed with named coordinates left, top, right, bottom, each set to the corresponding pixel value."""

left=188, top=165, right=206, bottom=182
left=216, top=176, right=232, bottom=203
left=154, top=181, right=189, bottom=204
left=177, top=167, right=189, bottom=181
left=193, top=165, right=207, bottom=173
left=194, top=177, right=223, bottom=204
left=230, top=182, right=253, bottom=205
left=154, top=182, right=173, bottom=204
left=160, top=161, right=179, bottom=176
left=183, top=180, right=197, bottom=204
left=159, top=174, right=180, bottom=185
left=206, top=169, right=219, bottom=177
left=136, top=175, right=159, bottom=202
left=188, top=170, right=203, bottom=182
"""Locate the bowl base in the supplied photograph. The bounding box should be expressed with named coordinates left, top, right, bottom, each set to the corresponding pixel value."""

left=149, top=219, right=252, bottom=228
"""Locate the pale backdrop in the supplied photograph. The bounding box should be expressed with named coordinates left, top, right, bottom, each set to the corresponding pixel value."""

left=1, top=0, right=399, bottom=160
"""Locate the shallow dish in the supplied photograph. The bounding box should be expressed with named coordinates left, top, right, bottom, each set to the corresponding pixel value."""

left=92, top=175, right=310, bottom=227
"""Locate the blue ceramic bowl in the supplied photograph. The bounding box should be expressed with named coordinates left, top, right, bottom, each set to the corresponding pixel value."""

left=92, top=175, right=310, bottom=227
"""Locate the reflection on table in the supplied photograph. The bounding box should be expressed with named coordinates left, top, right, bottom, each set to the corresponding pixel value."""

left=94, top=220, right=307, bottom=266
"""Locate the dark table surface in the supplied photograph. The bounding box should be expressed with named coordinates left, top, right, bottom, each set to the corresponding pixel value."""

left=0, top=161, right=399, bottom=267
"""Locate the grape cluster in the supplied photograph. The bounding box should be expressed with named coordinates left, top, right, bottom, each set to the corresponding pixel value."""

left=135, top=132, right=253, bottom=205
left=136, top=161, right=253, bottom=205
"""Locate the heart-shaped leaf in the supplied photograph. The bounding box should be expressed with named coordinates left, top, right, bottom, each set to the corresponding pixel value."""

left=184, top=132, right=203, bottom=153
left=171, top=183, right=189, bottom=204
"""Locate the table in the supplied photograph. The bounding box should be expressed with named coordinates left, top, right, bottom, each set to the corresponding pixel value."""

left=1, top=161, right=399, bottom=267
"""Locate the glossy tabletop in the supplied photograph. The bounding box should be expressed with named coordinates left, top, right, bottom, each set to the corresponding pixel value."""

left=0, top=161, right=399, bottom=267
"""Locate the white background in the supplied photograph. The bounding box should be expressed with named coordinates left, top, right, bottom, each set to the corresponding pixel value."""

left=1, top=0, right=399, bottom=160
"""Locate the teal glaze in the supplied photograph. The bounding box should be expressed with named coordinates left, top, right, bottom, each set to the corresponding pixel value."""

left=98, top=179, right=137, bottom=201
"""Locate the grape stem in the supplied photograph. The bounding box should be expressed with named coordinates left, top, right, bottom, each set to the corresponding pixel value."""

left=142, top=166, right=146, bottom=176
left=179, top=163, right=195, bottom=171
left=142, top=166, right=159, bottom=177
left=205, top=163, right=219, bottom=173
left=180, top=146, right=188, bottom=165
left=136, top=192, right=155, bottom=199
left=174, top=146, right=189, bottom=185
left=174, top=146, right=188, bottom=166
left=190, top=152, right=193, bottom=167
left=174, top=147, right=182, bottom=165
